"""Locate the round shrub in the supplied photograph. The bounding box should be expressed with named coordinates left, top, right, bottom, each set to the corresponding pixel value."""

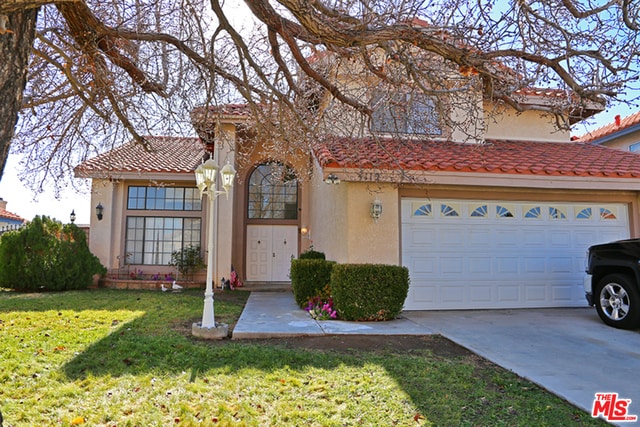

left=0, top=216, right=106, bottom=291
left=299, top=249, right=326, bottom=260
left=331, top=264, right=409, bottom=321
left=290, top=258, right=335, bottom=308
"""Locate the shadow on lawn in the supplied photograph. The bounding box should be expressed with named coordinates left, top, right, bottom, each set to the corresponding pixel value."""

left=0, top=288, right=603, bottom=425
left=59, top=298, right=481, bottom=423
left=58, top=302, right=603, bottom=425
left=61, top=309, right=396, bottom=380
left=51, top=289, right=376, bottom=380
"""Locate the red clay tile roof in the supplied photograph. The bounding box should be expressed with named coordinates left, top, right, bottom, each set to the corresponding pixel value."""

left=76, top=134, right=640, bottom=182
left=315, top=137, right=640, bottom=178
left=578, top=111, right=640, bottom=143
left=74, top=136, right=205, bottom=177
left=0, top=208, right=25, bottom=223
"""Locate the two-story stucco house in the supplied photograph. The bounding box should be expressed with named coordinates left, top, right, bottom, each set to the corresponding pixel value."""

left=75, top=44, right=640, bottom=311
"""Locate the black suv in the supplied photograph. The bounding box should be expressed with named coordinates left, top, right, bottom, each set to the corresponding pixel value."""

left=585, top=238, right=640, bottom=329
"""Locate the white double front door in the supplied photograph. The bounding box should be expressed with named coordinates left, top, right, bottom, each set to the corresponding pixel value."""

left=246, top=225, right=298, bottom=282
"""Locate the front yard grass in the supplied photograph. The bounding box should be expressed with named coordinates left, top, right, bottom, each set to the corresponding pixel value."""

left=0, top=288, right=606, bottom=426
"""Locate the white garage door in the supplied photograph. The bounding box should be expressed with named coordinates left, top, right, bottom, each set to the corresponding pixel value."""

left=402, top=199, right=630, bottom=310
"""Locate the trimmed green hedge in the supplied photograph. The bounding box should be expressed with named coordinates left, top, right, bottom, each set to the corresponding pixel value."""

left=331, top=264, right=409, bottom=321
left=290, top=259, right=335, bottom=308
left=298, top=249, right=326, bottom=260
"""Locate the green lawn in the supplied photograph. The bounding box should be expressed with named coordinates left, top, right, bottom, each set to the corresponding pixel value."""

left=0, top=289, right=606, bottom=426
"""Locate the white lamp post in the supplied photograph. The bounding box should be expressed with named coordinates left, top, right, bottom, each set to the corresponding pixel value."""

left=192, top=158, right=236, bottom=338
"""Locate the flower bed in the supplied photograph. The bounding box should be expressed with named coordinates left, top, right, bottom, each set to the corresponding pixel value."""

left=99, top=278, right=203, bottom=291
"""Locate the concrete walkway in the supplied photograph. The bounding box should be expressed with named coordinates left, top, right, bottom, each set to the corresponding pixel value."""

left=232, top=291, right=640, bottom=423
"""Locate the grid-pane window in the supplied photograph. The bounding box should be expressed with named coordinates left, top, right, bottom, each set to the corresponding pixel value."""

left=125, top=217, right=201, bottom=265
left=127, top=186, right=202, bottom=211
left=128, top=187, right=146, bottom=209
left=248, top=163, right=298, bottom=219
left=371, top=92, right=442, bottom=135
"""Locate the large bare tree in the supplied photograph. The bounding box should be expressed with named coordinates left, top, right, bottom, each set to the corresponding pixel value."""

left=0, top=0, right=638, bottom=191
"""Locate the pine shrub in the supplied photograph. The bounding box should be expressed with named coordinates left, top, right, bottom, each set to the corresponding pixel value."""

left=0, top=216, right=106, bottom=291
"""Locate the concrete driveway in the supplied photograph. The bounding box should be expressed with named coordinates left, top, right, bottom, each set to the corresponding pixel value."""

left=233, top=292, right=640, bottom=423
left=403, top=308, right=640, bottom=423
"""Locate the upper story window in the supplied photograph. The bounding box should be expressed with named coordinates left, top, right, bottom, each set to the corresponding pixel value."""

left=629, top=142, right=640, bottom=153
left=371, top=91, right=442, bottom=136
left=127, top=186, right=202, bottom=211
left=248, top=163, right=298, bottom=220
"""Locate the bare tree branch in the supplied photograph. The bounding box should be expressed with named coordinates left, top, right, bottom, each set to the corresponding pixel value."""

left=0, top=0, right=78, bottom=14
left=1, top=0, right=638, bottom=191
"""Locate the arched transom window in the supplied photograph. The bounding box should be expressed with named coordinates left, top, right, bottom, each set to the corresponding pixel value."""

left=248, top=163, right=298, bottom=219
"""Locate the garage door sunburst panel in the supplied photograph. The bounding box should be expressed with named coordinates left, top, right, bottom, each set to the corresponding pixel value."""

left=413, top=203, right=432, bottom=217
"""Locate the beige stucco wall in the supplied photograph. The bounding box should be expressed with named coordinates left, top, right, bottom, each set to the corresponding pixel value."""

left=483, top=102, right=571, bottom=142
left=88, top=179, right=120, bottom=270
left=307, top=164, right=400, bottom=265
left=305, top=168, right=348, bottom=261
left=318, top=88, right=573, bottom=144
left=600, top=133, right=640, bottom=151
left=448, top=87, right=485, bottom=143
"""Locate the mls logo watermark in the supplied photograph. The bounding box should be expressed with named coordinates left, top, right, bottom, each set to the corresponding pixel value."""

left=592, top=393, right=638, bottom=423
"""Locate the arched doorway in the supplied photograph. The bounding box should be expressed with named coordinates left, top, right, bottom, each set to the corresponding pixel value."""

left=245, top=162, right=299, bottom=282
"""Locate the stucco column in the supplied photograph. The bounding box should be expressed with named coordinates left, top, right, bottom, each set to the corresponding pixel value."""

left=89, top=179, right=118, bottom=270
left=213, top=123, right=236, bottom=287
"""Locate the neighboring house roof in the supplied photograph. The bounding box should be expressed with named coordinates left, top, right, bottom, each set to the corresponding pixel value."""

left=315, top=137, right=640, bottom=178
left=74, top=136, right=205, bottom=178
left=577, top=111, right=640, bottom=144
left=0, top=208, right=25, bottom=223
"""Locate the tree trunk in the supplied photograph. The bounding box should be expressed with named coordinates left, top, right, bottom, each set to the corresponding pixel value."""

left=0, top=8, right=38, bottom=179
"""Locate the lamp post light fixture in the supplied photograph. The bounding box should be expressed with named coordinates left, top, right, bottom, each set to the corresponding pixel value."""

left=70, top=210, right=76, bottom=224
left=192, top=158, right=236, bottom=339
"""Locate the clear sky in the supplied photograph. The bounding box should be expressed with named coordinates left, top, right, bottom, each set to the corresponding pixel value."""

left=0, top=154, right=91, bottom=225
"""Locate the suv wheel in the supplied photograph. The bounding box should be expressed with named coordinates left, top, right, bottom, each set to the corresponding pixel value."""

left=595, top=274, right=640, bottom=329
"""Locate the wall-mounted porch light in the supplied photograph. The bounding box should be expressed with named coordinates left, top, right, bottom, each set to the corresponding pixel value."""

left=324, top=173, right=340, bottom=184
left=95, top=203, right=104, bottom=221
left=370, top=199, right=383, bottom=222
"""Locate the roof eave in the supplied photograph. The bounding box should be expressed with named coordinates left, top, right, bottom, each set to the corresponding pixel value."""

left=590, top=123, right=640, bottom=146
left=510, top=93, right=605, bottom=124
left=74, top=170, right=197, bottom=182
left=321, top=167, right=640, bottom=190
